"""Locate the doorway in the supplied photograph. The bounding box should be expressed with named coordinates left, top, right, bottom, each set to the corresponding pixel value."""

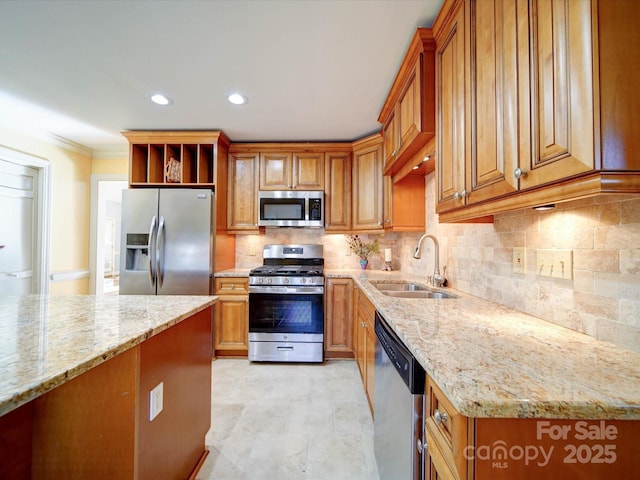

left=89, top=175, right=127, bottom=294
left=0, top=146, right=50, bottom=294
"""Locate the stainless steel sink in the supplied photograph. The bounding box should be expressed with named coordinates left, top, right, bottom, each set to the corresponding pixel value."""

left=372, top=282, right=427, bottom=292
left=370, top=281, right=457, bottom=299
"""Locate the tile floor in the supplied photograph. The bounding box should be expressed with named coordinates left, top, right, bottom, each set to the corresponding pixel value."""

left=196, top=359, right=380, bottom=480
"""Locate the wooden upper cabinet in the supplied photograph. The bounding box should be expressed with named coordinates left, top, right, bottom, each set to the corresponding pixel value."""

left=435, top=0, right=467, bottom=214
left=259, top=152, right=292, bottom=189
left=227, top=152, right=259, bottom=232
left=466, top=0, right=521, bottom=205
left=259, top=151, right=324, bottom=190
left=378, top=28, right=436, bottom=176
left=324, top=152, right=352, bottom=232
left=123, top=130, right=230, bottom=188
left=518, top=0, right=596, bottom=189
left=352, top=134, right=384, bottom=232
left=434, top=0, right=640, bottom=222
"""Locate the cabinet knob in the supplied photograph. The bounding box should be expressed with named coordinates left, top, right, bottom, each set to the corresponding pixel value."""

left=453, top=190, right=467, bottom=201
left=514, top=167, right=528, bottom=180
left=417, top=438, right=428, bottom=454
left=392, top=150, right=398, bottom=157
left=434, top=408, right=448, bottom=425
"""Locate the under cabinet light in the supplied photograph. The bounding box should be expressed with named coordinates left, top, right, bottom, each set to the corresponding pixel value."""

left=533, top=204, right=556, bottom=211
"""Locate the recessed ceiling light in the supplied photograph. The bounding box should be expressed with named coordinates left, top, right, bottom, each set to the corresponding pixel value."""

left=150, top=93, right=172, bottom=106
left=228, top=93, right=247, bottom=105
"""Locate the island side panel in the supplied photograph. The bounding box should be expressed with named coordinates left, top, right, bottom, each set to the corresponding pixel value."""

left=473, top=418, right=640, bottom=479
left=0, top=401, right=34, bottom=480
left=137, top=306, right=213, bottom=479
left=31, top=346, right=139, bottom=479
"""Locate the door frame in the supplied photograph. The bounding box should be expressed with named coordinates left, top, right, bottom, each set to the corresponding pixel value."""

left=89, top=174, right=127, bottom=294
left=0, top=145, right=51, bottom=294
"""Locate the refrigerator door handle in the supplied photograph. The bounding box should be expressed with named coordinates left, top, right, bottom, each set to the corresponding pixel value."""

left=156, top=215, right=166, bottom=290
left=148, top=216, right=157, bottom=288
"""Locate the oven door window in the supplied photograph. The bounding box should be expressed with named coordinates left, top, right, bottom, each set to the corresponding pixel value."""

left=260, top=198, right=305, bottom=221
left=249, top=293, right=323, bottom=334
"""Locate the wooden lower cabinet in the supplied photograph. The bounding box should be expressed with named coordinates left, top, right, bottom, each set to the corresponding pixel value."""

left=324, top=278, right=354, bottom=358
left=354, top=286, right=375, bottom=415
left=425, top=375, right=640, bottom=480
left=213, top=277, right=249, bottom=357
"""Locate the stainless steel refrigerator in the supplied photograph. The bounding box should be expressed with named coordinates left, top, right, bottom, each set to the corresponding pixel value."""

left=119, top=189, right=215, bottom=295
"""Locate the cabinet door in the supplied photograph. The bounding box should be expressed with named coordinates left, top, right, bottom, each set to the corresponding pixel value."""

left=214, top=297, right=248, bottom=355
left=324, top=278, right=354, bottom=356
left=228, top=153, right=259, bottom=232
left=392, top=175, right=426, bottom=231
left=324, top=152, right=352, bottom=231
left=467, top=0, right=521, bottom=205
left=259, top=152, right=292, bottom=189
left=293, top=152, right=324, bottom=190
left=352, top=138, right=384, bottom=231
left=365, top=317, right=376, bottom=413
left=398, top=58, right=422, bottom=149
left=382, top=109, right=398, bottom=169
left=436, top=2, right=467, bottom=213
left=519, top=0, right=595, bottom=189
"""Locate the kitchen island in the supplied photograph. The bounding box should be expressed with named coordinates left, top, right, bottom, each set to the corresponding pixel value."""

left=0, top=294, right=215, bottom=480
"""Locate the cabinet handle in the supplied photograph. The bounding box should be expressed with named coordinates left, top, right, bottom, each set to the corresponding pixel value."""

left=392, top=149, right=398, bottom=157
left=434, top=408, right=448, bottom=425
left=514, top=167, right=528, bottom=180
left=417, top=438, right=428, bottom=454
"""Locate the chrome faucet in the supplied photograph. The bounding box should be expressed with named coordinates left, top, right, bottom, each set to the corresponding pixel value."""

left=413, top=234, right=445, bottom=287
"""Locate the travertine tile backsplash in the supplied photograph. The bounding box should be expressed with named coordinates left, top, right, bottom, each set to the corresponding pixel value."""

left=234, top=173, right=640, bottom=352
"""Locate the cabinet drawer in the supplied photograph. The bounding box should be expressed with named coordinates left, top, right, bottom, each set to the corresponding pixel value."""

left=425, top=376, right=468, bottom=480
left=214, top=277, right=248, bottom=295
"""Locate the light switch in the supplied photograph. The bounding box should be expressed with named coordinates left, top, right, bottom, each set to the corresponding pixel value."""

left=536, top=249, right=573, bottom=280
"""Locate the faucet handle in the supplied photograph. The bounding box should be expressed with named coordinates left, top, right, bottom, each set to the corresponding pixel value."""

left=427, top=275, right=433, bottom=286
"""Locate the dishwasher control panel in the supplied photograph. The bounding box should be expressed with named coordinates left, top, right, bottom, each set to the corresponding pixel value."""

left=374, top=311, right=425, bottom=394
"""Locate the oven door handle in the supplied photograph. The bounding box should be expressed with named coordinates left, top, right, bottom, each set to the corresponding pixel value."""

left=248, top=286, right=324, bottom=295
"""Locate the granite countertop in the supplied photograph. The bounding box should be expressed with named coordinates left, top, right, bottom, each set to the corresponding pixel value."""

left=326, top=269, right=640, bottom=420
left=214, top=268, right=252, bottom=277
left=0, top=294, right=216, bottom=417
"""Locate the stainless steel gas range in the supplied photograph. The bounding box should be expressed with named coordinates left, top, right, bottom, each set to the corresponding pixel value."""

left=248, top=244, right=324, bottom=363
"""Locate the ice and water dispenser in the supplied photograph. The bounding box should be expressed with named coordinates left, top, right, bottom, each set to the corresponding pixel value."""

left=124, top=233, right=151, bottom=272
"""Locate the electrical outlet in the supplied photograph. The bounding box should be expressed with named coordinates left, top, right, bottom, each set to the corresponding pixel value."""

left=249, top=242, right=256, bottom=256
left=512, top=247, right=526, bottom=274
left=149, top=382, right=164, bottom=421
left=536, top=249, right=573, bottom=279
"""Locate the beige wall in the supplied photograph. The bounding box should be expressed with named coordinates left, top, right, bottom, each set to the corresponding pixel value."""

left=92, top=156, right=128, bottom=175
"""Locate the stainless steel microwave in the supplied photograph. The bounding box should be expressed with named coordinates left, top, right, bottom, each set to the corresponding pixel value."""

left=258, top=191, right=324, bottom=227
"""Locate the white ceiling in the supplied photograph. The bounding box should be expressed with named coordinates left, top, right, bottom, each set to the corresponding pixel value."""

left=0, top=0, right=443, bottom=156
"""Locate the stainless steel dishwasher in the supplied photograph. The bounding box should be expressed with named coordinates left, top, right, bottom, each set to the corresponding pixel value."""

left=374, top=311, right=426, bottom=480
